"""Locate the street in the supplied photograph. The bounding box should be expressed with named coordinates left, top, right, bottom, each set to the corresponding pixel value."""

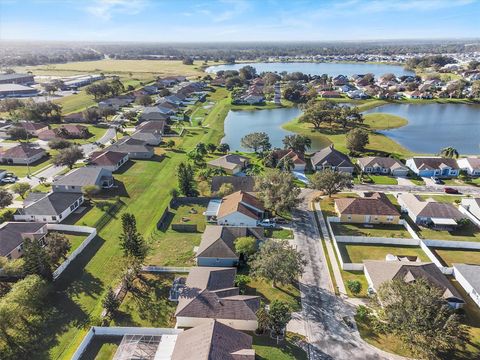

left=354, top=183, right=480, bottom=196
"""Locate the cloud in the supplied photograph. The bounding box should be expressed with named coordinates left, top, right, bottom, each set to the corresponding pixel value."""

left=86, top=0, right=148, bottom=20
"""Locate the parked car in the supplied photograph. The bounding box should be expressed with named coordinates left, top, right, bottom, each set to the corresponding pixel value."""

left=258, top=219, right=276, bottom=228
left=444, top=187, right=460, bottom=194
left=1, top=177, right=16, bottom=184
left=5, top=173, right=17, bottom=179
left=273, top=216, right=289, bottom=225
left=431, top=177, right=443, bottom=184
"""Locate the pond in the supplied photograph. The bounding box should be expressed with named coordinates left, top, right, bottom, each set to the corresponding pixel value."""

left=222, top=107, right=327, bottom=152
left=206, top=62, right=414, bottom=77
left=364, top=103, right=480, bottom=154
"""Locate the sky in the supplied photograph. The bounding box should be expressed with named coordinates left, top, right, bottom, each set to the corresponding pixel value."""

left=0, top=0, right=479, bottom=42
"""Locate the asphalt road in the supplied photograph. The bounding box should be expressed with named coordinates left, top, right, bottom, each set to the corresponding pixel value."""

left=354, top=183, right=480, bottom=196
left=293, top=189, right=406, bottom=360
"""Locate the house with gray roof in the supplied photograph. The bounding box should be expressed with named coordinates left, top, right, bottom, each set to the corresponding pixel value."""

left=207, top=154, right=249, bottom=175
left=311, top=145, right=354, bottom=174
left=364, top=260, right=465, bottom=309
left=0, top=222, right=47, bottom=260
left=453, top=264, right=480, bottom=308
left=406, top=157, right=459, bottom=178
left=52, top=167, right=114, bottom=192
left=14, top=191, right=84, bottom=223
left=175, top=267, right=260, bottom=330
left=457, top=157, right=480, bottom=177
left=131, top=121, right=165, bottom=146
left=87, top=150, right=129, bottom=172
left=106, top=137, right=154, bottom=159
left=357, top=156, right=409, bottom=176
left=211, top=176, right=255, bottom=194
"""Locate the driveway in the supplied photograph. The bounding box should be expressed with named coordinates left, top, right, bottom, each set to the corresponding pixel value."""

left=293, top=189, right=407, bottom=360
left=396, top=177, right=414, bottom=186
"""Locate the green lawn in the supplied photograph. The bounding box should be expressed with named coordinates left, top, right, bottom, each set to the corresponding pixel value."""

left=337, top=243, right=429, bottom=263
left=49, top=124, right=108, bottom=145
left=369, top=175, right=398, bottom=185
left=253, top=332, right=308, bottom=360
left=264, top=228, right=294, bottom=239
left=331, top=223, right=412, bottom=238
left=0, top=155, right=52, bottom=178
left=341, top=270, right=369, bottom=297
left=48, top=231, right=87, bottom=255
left=319, top=193, right=358, bottom=218
left=39, top=88, right=229, bottom=360
left=431, top=248, right=480, bottom=267
left=78, top=336, right=120, bottom=360
left=170, top=203, right=207, bottom=232
left=363, top=113, right=408, bottom=130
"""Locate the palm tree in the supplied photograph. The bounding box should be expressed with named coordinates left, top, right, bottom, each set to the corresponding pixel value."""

left=277, top=157, right=294, bottom=172
left=245, top=164, right=262, bottom=176
left=440, top=146, right=459, bottom=158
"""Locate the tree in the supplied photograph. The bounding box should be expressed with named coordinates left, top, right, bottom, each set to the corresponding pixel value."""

left=268, top=300, right=292, bottom=339
left=440, top=146, right=459, bottom=159
left=48, top=138, right=72, bottom=149
left=194, top=142, right=208, bottom=157
left=375, top=278, right=469, bottom=359
left=234, top=274, right=251, bottom=294
left=250, top=239, right=306, bottom=287
left=53, top=145, right=83, bottom=168
left=0, top=189, right=13, bottom=208
left=119, top=213, right=148, bottom=262
left=239, top=65, right=257, bottom=80
left=217, top=143, right=230, bottom=153
left=42, top=83, right=58, bottom=95
left=0, top=98, right=24, bottom=116
left=177, top=162, right=198, bottom=196
left=282, top=134, right=311, bottom=154
left=136, top=94, right=153, bottom=106
left=44, top=232, right=71, bottom=266
left=256, top=305, right=270, bottom=334
left=206, top=143, right=217, bottom=153
left=235, top=236, right=257, bottom=258
left=241, top=132, right=271, bottom=153
left=99, top=107, right=117, bottom=122
left=346, top=128, right=369, bottom=153
left=165, top=139, right=175, bottom=149
left=82, top=107, right=100, bottom=123
left=472, top=80, right=480, bottom=98
left=299, top=100, right=339, bottom=129
left=124, top=110, right=137, bottom=122
left=102, top=288, right=120, bottom=316
left=309, top=169, right=353, bottom=197
left=20, top=100, right=62, bottom=123
left=82, top=185, right=101, bottom=202
left=346, top=280, right=362, bottom=296
left=12, top=182, right=31, bottom=199
left=22, top=238, right=52, bottom=281
left=276, top=157, right=294, bottom=172
left=7, top=126, right=28, bottom=140
left=255, top=169, right=300, bottom=214
left=182, top=57, right=194, bottom=65
left=215, top=183, right=235, bottom=197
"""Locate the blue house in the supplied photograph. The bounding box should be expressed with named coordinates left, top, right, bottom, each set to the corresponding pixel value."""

left=406, top=157, right=460, bottom=178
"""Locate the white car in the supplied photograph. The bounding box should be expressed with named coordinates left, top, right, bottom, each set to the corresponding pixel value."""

left=1, top=177, right=16, bottom=184
left=258, top=219, right=276, bottom=228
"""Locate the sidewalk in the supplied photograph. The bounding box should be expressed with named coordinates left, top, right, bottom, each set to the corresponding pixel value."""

left=313, top=201, right=348, bottom=297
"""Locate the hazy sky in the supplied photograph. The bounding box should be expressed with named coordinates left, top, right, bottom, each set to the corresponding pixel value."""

left=1, top=0, right=479, bottom=42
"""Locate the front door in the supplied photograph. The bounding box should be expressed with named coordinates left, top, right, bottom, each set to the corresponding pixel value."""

left=365, top=215, right=371, bottom=223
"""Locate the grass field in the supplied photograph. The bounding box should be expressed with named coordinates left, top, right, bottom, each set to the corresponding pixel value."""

left=264, top=228, right=294, bottom=239
left=432, top=248, right=480, bottom=267
left=319, top=193, right=359, bottom=218
left=341, top=270, right=369, bottom=297
left=368, top=175, right=398, bottom=185
left=363, top=112, right=408, bottom=130
left=253, top=333, right=308, bottom=360
left=0, top=155, right=52, bottom=178
left=331, top=223, right=412, bottom=238
left=337, top=243, right=429, bottom=263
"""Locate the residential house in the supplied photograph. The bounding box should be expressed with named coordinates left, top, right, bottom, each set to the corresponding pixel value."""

left=0, top=73, right=35, bottom=85
left=0, top=222, right=47, bottom=260
left=63, top=112, right=87, bottom=123
left=457, top=158, right=480, bottom=176
left=461, top=198, right=480, bottom=222
left=106, top=137, right=154, bottom=159
left=175, top=267, right=260, bottom=330
left=453, top=264, right=480, bottom=309
left=52, top=167, right=114, bottom=192
left=333, top=75, right=348, bottom=86
left=98, top=96, right=134, bottom=110
left=364, top=260, right=465, bottom=309
left=14, top=191, right=84, bottom=223
left=319, top=90, right=342, bottom=98
left=334, top=192, right=401, bottom=224
left=397, top=193, right=465, bottom=229
left=205, top=191, right=264, bottom=227
left=0, top=143, right=46, bottom=165
left=346, top=89, right=368, bottom=99
left=38, top=124, right=89, bottom=141
left=139, top=106, right=174, bottom=122
left=357, top=156, right=409, bottom=176
left=87, top=151, right=129, bottom=172
left=171, top=320, right=254, bottom=360
left=311, top=145, right=354, bottom=174
left=406, top=157, right=460, bottom=178
left=272, top=149, right=307, bottom=171
left=196, top=225, right=263, bottom=267
left=19, top=122, right=48, bottom=136
left=210, top=176, right=256, bottom=194
left=207, top=154, right=249, bottom=175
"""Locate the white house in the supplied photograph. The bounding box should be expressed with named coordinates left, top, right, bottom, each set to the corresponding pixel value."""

left=453, top=264, right=480, bottom=309
left=405, top=157, right=460, bottom=178
left=457, top=158, right=480, bottom=177
left=461, top=198, right=480, bottom=222
left=357, top=156, right=409, bottom=176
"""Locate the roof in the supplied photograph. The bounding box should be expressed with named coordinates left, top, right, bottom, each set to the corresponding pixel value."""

left=107, top=137, right=153, bottom=154
left=0, top=143, right=45, bottom=159
left=335, top=193, right=399, bottom=216
left=135, top=120, right=166, bottom=134
left=211, top=176, right=255, bottom=193
left=0, top=73, right=33, bottom=81
left=171, top=320, right=254, bottom=360
left=0, top=222, right=46, bottom=257
left=53, top=167, right=112, bottom=187
left=0, top=84, right=36, bottom=92
left=453, top=264, right=480, bottom=292
left=186, top=267, right=237, bottom=291
left=364, top=260, right=464, bottom=302
left=20, top=122, right=48, bottom=131
left=410, top=157, right=459, bottom=171
left=272, top=149, right=306, bottom=165
left=398, top=193, right=465, bottom=220
left=311, top=145, right=353, bottom=168
left=208, top=154, right=248, bottom=171
left=196, top=226, right=248, bottom=259
left=89, top=151, right=127, bottom=166
left=217, top=191, right=264, bottom=220
left=19, top=192, right=83, bottom=216
left=357, top=157, right=408, bottom=171
left=459, top=157, right=480, bottom=169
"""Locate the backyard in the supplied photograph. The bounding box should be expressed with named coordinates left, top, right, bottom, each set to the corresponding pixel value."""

left=414, top=221, right=480, bottom=242
left=331, top=223, right=412, bottom=238
left=431, top=248, right=480, bottom=267
left=337, top=243, right=430, bottom=263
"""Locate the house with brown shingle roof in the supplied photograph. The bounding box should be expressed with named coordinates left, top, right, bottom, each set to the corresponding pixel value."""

left=397, top=193, right=465, bottom=229
left=457, top=157, right=480, bottom=177
left=311, top=145, right=354, bottom=174
left=207, top=154, right=249, bottom=175
left=334, top=192, right=401, bottom=224
left=357, top=156, right=409, bottom=177
left=406, top=157, right=459, bottom=178
left=364, top=260, right=465, bottom=309
left=272, top=149, right=306, bottom=171
left=175, top=267, right=260, bottom=331
left=0, top=143, right=46, bottom=164
left=211, top=176, right=256, bottom=194
left=205, top=191, right=264, bottom=227
left=87, top=150, right=129, bottom=172
left=19, top=122, right=48, bottom=136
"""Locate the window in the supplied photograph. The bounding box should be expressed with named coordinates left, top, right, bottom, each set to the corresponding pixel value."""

left=347, top=215, right=352, bottom=220
left=52, top=216, right=56, bottom=221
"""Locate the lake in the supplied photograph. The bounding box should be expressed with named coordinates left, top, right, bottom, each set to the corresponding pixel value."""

left=223, top=107, right=323, bottom=152
left=206, top=62, right=414, bottom=77
left=364, top=103, right=480, bottom=154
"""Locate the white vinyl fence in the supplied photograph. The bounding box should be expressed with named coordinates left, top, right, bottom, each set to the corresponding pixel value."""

left=142, top=266, right=192, bottom=273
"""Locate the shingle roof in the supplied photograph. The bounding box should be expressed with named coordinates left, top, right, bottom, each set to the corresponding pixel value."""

left=411, top=157, right=459, bottom=170
left=357, top=157, right=408, bottom=171
left=0, top=222, right=46, bottom=257
left=89, top=151, right=127, bottom=166
left=19, top=192, right=83, bottom=216
left=171, top=320, right=254, bottom=360
left=272, top=149, right=306, bottom=165
left=217, top=191, right=264, bottom=219
left=398, top=193, right=465, bottom=220
left=335, top=193, right=399, bottom=216
left=135, top=120, right=166, bottom=134
left=211, top=176, right=255, bottom=193
left=460, top=157, right=480, bottom=169
left=53, top=167, right=112, bottom=187
left=208, top=154, right=248, bottom=171
left=364, top=260, right=464, bottom=303
left=106, top=137, right=153, bottom=154
left=185, top=267, right=237, bottom=291
left=453, top=264, right=480, bottom=293
left=311, top=145, right=353, bottom=168
left=196, top=226, right=249, bottom=259
left=0, top=144, right=45, bottom=159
